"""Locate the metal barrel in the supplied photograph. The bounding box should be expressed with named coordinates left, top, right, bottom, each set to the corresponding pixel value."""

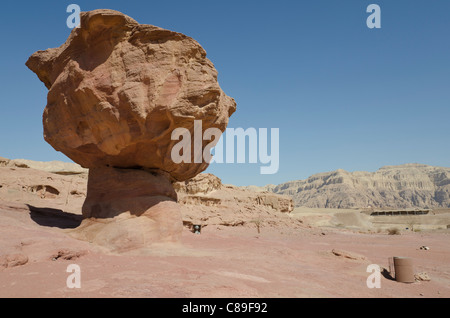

left=393, top=257, right=415, bottom=283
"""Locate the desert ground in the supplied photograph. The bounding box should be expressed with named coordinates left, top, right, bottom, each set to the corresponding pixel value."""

left=1, top=199, right=449, bottom=298
left=1, top=160, right=450, bottom=298
left=5, top=8, right=448, bottom=300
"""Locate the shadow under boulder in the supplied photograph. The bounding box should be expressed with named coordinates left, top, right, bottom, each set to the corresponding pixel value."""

left=27, top=204, right=83, bottom=229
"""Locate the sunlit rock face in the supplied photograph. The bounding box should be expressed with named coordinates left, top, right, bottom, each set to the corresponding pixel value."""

left=26, top=9, right=236, bottom=251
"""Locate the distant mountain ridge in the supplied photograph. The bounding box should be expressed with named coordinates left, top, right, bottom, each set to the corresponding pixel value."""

left=250, top=164, right=450, bottom=209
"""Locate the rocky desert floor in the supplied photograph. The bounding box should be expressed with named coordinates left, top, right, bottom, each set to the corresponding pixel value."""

left=0, top=161, right=449, bottom=298
left=1, top=201, right=449, bottom=298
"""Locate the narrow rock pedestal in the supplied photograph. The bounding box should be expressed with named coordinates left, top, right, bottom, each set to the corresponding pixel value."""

left=70, top=167, right=183, bottom=252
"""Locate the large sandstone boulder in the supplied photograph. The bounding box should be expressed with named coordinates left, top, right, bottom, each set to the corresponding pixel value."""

left=26, top=9, right=235, bottom=181
left=26, top=9, right=236, bottom=251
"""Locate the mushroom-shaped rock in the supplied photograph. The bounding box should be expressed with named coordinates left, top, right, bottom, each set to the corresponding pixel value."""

left=26, top=9, right=236, bottom=251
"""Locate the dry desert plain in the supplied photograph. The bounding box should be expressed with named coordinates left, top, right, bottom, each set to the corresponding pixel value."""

left=0, top=160, right=449, bottom=298
left=5, top=8, right=448, bottom=299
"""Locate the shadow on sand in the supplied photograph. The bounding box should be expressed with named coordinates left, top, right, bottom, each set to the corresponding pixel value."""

left=381, top=267, right=396, bottom=281
left=27, top=204, right=83, bottom=229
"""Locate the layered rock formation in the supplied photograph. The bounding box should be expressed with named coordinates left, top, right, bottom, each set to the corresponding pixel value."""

left=0, top=157, right=87, bottom=177
left=26, top=9, right=236, bottom=250
left=175, top=174, right=295, bottom=230
left=271, top=164, right=450, bottom=209
left=0, top=159, right=296, bottom=241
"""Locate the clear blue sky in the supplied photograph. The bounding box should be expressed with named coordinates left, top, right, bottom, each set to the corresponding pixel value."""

left=1, top=1, right=449, bottom=186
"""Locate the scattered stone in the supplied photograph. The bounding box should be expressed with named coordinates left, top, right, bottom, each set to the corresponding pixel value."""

left=0, top=253, right=29, bottom=269
left=415, top=272, right=431, bottom=282
left=51, top=249, right=87, bottom=261
left=331, top=249, right=367, bottom=261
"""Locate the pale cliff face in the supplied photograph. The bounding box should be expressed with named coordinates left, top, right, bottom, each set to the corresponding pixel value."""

left=273, top=164, right=450, bottom=209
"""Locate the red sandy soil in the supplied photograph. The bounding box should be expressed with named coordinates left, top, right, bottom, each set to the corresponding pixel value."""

left=0, top=202, right=449, bottom=298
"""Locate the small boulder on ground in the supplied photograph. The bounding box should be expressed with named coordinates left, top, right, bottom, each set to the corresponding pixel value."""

left=415, top=272, right=431, bottom=281
left=0, top=253, right=29, bottom=269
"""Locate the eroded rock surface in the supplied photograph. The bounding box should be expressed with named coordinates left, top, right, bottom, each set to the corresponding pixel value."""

left=26, top=9, right=235, bottom=180
left=272, top=164, right=450, bottom=209
left=175, top=174, right=295, bottom=230
left=26, top=9, right=236, bottom=250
